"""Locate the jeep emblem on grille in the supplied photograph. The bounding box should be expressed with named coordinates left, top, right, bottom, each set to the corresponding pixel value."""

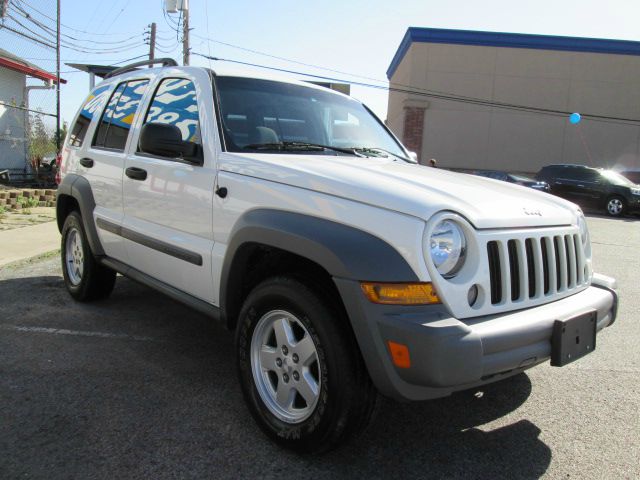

left=523, top=207, right=542, bottom=216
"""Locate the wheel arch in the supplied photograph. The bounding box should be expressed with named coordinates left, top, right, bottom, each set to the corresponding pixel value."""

left=220, top=209, right=418, bottom=330
left=56, top=174, right=105, bottom=256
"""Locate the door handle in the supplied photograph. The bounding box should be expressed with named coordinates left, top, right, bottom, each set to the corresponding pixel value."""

left=79, top=157, right=94, bottom=168
left=125, top=167, right=147, bottom=181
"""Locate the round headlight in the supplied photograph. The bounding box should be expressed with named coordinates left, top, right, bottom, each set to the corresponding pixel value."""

left=429, top=220, right=467, bottom=278
left=577, top=212, right=589, bottom=246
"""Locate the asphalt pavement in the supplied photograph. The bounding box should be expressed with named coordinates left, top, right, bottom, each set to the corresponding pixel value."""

left=1, top=214, right=638, bottom=479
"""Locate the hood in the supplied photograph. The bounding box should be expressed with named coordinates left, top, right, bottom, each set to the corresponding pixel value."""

left=220, top=153, right=580, bottom=229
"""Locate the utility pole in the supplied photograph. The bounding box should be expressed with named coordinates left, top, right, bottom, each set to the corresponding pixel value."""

left=56, top=0, right=61, bottom=151
left=182, top=0, right=190, bottom=65
left=148, top=22, right=156, bottom=65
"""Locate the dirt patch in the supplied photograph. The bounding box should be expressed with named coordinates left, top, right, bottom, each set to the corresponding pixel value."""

left=0, top=206, right=56, bottom=231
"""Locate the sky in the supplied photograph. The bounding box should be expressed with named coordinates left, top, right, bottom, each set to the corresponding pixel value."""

left=17, top=0, right=640, bottom=125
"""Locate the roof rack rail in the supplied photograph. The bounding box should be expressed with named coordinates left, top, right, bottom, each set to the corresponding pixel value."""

left=104, top=58, right=178, bottom=79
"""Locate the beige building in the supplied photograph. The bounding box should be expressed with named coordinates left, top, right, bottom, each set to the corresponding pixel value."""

left=386, top=28, right=640, bottom=174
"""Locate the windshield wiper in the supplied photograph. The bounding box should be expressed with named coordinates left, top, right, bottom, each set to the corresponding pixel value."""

left=243, top=142, right=363, bottom=156
left=350, top=147, right=414, bottom=163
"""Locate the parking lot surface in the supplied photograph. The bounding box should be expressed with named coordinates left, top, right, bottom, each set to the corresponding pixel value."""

left=1, top=215, right=638, bottom=479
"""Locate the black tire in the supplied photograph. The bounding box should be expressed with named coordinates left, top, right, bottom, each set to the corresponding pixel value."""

left=236, top=276, right=377, bottom=453
left=61, top=211, right=116, bottom=301
left=605, top=195, right=626, bottom=217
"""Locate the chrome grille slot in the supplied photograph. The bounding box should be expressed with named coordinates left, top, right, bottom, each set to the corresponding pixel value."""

left=525, top=238, right=536, bottom=298
left=507, top=240, right=520, bottom=301
left=486, top=229, right=587, bottom=308
left=487, top=241, right=502, bottom=304
left=540, top=238, right=550, bottom=294
left=574, top=234, right=584, bottom=284
left=565, top=234, right=577, bottom=288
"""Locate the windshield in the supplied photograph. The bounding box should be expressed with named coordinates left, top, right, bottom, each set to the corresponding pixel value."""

left=509, top=174, right=535, bottom=182
left=214, top=76, right=408, bottom=160
left=601, top=170, right=635, bottom=186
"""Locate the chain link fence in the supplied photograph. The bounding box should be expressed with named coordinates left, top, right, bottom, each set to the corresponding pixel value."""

left=0, top=0, right=59, bottom=185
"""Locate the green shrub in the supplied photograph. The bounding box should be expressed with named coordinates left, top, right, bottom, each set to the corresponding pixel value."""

left=17, top=196, right=39, bottom=210
left=14, top=195, right=39, bottom=215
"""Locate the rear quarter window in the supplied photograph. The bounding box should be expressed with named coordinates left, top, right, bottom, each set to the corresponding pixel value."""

left=93, top=79, right=149, bottom=151
left=68, top=84, right=111, bottom=147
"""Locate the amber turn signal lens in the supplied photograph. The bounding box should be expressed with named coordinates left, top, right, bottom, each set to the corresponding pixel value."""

left=360, top=282, right=440, bottom=305
left=387, top=341, right=411, bottom=368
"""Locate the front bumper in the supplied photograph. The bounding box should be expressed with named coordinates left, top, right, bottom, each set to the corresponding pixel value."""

left=335, top=274, right=617, bottom=401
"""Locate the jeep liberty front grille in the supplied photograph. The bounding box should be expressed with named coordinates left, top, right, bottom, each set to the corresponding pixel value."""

left=486, top=232, right=586, bottom=305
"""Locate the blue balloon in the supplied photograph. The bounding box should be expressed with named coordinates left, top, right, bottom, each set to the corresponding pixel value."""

left=569, top=113, right=581, bottom=124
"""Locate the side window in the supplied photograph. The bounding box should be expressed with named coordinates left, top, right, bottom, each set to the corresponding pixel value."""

left=143, top=78, right=201, bottom=144
left=572, top=169, right=599, bottom=182
left=68, top=84, right=111, bottom=147
left=93, top=79, right=149, bottom=151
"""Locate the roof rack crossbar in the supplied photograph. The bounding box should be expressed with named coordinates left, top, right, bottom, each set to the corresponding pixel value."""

left=104, top=58, right=178, bottom=78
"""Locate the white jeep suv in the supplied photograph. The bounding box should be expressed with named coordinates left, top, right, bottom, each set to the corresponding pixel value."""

left=56, top=58, right=618, bottom=453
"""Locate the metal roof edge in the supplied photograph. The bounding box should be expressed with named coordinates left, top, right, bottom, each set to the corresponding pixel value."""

left=386, top=27, right=640, bottom=80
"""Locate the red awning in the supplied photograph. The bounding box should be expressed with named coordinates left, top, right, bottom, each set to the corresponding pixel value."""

left=0, top=56, right=66, bottom=84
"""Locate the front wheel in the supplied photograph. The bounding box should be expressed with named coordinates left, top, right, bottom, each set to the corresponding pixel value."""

left=606, top=196, right=626, bottom=217
left=236, top=277, right=377, bottom=453
left=61, top=211, right=116, bottom=301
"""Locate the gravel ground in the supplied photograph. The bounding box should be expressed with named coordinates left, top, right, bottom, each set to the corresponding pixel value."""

left=0, top=215, right=638, bottom=479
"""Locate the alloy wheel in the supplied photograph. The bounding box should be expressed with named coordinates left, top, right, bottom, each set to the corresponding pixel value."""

left=65, top=227, right=84, bottom=285
left=250, top=310, right=321, bottom=424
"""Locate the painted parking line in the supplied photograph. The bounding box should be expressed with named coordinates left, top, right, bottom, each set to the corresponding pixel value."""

left=0, top=324, right=156, bottom=342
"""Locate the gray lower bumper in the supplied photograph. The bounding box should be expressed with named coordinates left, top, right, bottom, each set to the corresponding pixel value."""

left=335, top=274, right=617, bottom=401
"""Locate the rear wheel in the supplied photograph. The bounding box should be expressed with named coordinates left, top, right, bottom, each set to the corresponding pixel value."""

left=61, top=211, right=116, bottom=301
left=236, top=276, right=377, bottom=453
left=606, top=196, right=625, bottom=217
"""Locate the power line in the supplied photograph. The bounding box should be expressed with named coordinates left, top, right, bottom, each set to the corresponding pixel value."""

left=5, top=10, right=143, bottom=54
left=191, top=33, right=392, bottom=86
left=101, top=1, right=132, bottom=36
left=16, top=0, right=138, bottom=36
left=193, top=52, right=640, bottom=126
left=11, top=3, right=142, bottom=45
left=191, top=33, right=640, bottom=127
left=6, top=13, right=54, bottom=45
left=91, top=0, right=125, bottom=37
left=0, top=22, right=55, bottom=49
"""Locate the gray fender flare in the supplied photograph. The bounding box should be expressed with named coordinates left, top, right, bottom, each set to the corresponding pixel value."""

left=56, top=174, right=105, bottom=256
left=219, top=208, right=419, bottom=323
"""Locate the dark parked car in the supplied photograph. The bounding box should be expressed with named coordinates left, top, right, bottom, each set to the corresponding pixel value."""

left=621, top=170, right=640, bottom=184
left=473, top=170, right=550, bottom=192
left=536, top=164, right=640, bottom=217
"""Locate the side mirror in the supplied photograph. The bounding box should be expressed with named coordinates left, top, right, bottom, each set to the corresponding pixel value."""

left=139, top=122, right=199, bottom=162
left=408, top=151, right=418, bottom=162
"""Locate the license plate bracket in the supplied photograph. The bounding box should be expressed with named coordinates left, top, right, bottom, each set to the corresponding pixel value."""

left=551, top=310, right=597, bottom=367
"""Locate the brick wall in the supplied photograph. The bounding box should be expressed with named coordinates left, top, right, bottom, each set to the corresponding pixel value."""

left=402, top=106, right=426, bottom=163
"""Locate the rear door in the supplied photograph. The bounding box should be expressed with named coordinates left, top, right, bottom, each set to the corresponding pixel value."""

left=567, top=168, right=601, bottom=206
left=549, top=166, right=578, bottom=200
left=121, top=73, right=217, bottom=303
left=75, top=78, right=150, bottom=262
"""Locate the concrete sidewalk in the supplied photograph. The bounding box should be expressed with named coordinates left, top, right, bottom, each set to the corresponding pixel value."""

left=0, top=221, right=60, bottom=268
